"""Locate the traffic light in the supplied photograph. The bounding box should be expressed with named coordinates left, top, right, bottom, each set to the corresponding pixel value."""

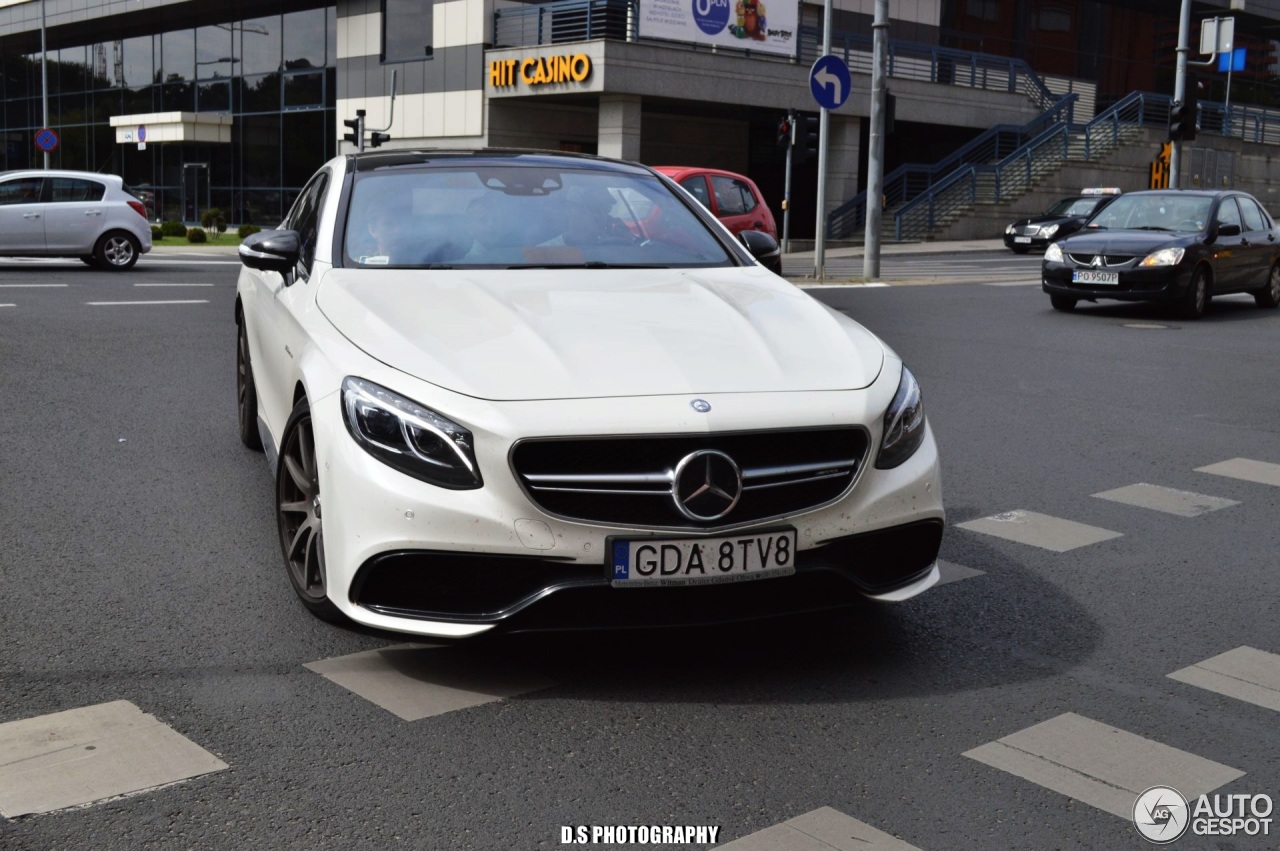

left=369, top=131, right=390, bottom=148
left=1169, top=76, right=1198, bottom=142
left=794, top=115, right=819, bottom=165
left=343, top=110, right=366, bottom=150
left=776, top=112, right=793, bottom=151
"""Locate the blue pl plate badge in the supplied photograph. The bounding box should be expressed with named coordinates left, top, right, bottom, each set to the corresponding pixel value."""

left=612, top=540, right=630, bottom=580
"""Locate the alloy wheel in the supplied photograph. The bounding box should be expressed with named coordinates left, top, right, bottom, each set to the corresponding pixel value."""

left=277, top=413, right=327, bottom=602
left=101, top=235, right=136, bottom=267
left=1270, top=267, right=1280, bottom=302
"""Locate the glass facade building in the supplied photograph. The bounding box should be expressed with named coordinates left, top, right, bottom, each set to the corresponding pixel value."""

left=1, top=7, right=336, bottom=225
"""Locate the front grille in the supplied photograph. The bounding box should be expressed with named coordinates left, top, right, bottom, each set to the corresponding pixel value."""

left=1066, top=254, right=1135, bottom=267
left=1022, top=225, right=1040, bottom=236
left=511, top=427, right=870, bottom=529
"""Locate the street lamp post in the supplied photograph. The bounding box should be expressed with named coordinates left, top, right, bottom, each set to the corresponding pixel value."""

left=40, top=0, right=49, bottom=169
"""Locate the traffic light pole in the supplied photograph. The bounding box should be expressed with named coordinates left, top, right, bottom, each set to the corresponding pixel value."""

left=863, top=0, right=888, bottom=281
left=1170, top=0, right=1190, bottom=188
left=783, top=116, right=794, bottom=253
left=813, top=0, right=832, bottom=279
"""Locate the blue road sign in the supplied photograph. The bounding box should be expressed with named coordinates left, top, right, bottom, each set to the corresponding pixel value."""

left=137, top=125, right=147, bottom=143
left=809, top=55, right=852, bottom=111
left=1218, top=47, right=1246, bottom=72
left=34, top=128, right=58, bottom=152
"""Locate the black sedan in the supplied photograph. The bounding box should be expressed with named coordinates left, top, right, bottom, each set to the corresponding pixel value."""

left=1042, top=189, right=1280, bottom=319
left=1004, top=191, right=1119, bottom=253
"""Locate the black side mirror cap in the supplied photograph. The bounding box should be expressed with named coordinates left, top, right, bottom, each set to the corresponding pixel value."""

left=1216, top=223, right=1242, bottom=238
left=739, top=230, right=781, bottom=264
left=240, top=229, right=301, bottom=274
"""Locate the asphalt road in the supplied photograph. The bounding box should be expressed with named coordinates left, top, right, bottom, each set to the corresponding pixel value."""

left=1, top=256, right=1277, bottom=850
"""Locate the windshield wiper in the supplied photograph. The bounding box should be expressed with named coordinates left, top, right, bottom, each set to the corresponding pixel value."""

left=1131, top=226, right=1173, bottom=231
left=502, top=262, right=665, bottom=269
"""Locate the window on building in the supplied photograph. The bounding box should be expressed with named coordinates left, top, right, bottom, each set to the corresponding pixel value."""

left=383, top=0, right=434, bottom=62
left=966, top=0, right=1000, bottom=22
left=1032, top=6, right=1071, bottom=32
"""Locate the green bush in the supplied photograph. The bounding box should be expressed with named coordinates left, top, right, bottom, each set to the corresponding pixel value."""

left=186, top=227, right=207, bottom=244
left=150, top=225, right=163, bottom=240
left=215, top=216, right=227, bottom=233
left=238, top=223, right=262, bottom=240
left=160, top=220, right=187, bottom=237
left=200, top=207, right=222, bottom=229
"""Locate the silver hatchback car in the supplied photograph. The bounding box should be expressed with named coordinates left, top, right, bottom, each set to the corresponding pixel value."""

left=0, top=169, right=153, bottom=270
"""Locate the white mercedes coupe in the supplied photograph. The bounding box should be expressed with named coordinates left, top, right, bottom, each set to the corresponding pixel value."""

left=235, top=151, right=944, bottom=639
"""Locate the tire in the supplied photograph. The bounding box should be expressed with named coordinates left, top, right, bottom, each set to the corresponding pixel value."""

left=1180, top=266, right=1210, bottom=320
left=1254, top=264, right=1280, bottom=309
left=1050, top=294, right=1077, bottom=312
left=93, top=231, right=140, bottom=270
left=236, top=318, right=264, bottom=451
left=79, top=255, right=99, bottom=267
left=277, top=398, right=345, bottom=624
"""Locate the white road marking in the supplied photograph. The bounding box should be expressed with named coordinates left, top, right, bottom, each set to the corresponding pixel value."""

left=956, top=510, right=1122, bottom=552
left=1169, top=646, right=1280, bottom=712
left=964, top=712, right=1244, bottom=819
left=935, top=560, right=986, bottom=586
left=1091, top=483, right=1239, bottom=517
left=133, top=283, right=215, bottom=287
left=85, top=299, right=210, bottom=306
left=1196, top=457, right=1280, bottom=488
left=0, top=283, right=67, bottom=288
left=0, top=700, right=227, bottom=817
left=0, top=304, right=13, bottom=308
left=715, top=806, right=921, bottom=850
left=304, top=643, right=556, bottom=722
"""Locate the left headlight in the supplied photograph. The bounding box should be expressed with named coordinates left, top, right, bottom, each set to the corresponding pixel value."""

left=341, top=377, right=482, bottom=489
left=1044, top=242, right=1063, bottom=263
left=1005, top=224, right=1016, bottom=235
left=1139, top=247, right=1185, bottom=267
left=875, top=365, right=926, bottom=470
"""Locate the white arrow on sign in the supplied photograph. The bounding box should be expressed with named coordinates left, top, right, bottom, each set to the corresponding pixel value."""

left=814, top=67, right=843, bottom=104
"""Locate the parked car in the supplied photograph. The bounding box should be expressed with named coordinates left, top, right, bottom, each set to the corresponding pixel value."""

left=0, top=169, right=152, bottom=269
left=1042, top=189, right=1280, bottom=318
left=653, top=166, right=781, bottom=273
left=1004, top=188, right=1121, bottom=253
left=235, top=150, right=944, bottom=639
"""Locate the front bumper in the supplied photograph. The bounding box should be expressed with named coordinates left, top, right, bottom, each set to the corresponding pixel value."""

left=309, top=389, right=945, bottom=639
left=1005, top=234, right=1051, bottom=252
left=1042, top=262, right=1189, bottom=303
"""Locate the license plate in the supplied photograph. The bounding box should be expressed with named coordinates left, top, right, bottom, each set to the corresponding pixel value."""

left=1014, top=236, right=1032, bottom=244
left=1072, top=269, right=1119, bottom=285
left=609, top=529, right=797, bottom=588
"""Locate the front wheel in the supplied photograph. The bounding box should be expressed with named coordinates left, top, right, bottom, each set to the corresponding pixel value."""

left=1254, top=264, right=1280, bottom=309
left=236, top=319, right=263, bottom=451
left=1050, top=294, right=1077, bottom=312
left=1180, top=266, right=1209, bottom=320
left=93, top=231, right=140, bottom=270
left=277, top=398, right=345, bottom=624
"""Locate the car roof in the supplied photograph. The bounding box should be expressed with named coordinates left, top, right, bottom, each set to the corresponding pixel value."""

left=348, top=149, right=655, bottom=176
left=0, top=169, right=121, bottom=182
left=1121, top=189, right=1241, bottom=198
left=653, top=166, right=754, bottom=181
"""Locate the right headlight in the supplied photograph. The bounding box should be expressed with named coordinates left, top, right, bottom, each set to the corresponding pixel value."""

left=875, top=365, right=926, bottom=470
left=341, top=377, right=482, bottom=489
left=1005, top=224, right=1016, bottom=235
left=1044, top=242, right=1064, bottom=263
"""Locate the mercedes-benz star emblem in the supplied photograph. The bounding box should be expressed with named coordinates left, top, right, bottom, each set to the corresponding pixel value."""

left=672, top=450, right=742, bottom=522
left=690, top=399, right=712, bottom=413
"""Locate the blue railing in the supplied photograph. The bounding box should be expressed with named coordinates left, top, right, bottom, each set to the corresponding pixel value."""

left=827, top=94, right=1077, bottom=239
left=882, top=91, right=1163, bottom=241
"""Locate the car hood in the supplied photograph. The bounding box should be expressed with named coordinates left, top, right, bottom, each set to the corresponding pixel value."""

left=1058, top=229, right=1200, bottom=255
left=315, top=268, right=884, bottom=401
left=1012, top=214, right=1077, bottom=228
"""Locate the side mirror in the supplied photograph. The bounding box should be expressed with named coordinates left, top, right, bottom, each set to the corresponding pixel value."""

left=240, top=229, right=301, bottom=274
left=1216, top=223, right=1242, bottom=238
left=738, top=229, right=781, bottom=268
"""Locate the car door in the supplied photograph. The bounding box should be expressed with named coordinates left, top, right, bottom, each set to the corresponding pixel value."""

left=42, top=178, right=107, bottom=253
left=708, top=174, right=764, bottom=237
left=250, top=170, right=330, bottom=439
left=1210, top=197, right=1246, bottom=291
left=1236, top=195, right=1276, bottom=289
left=0, top=176, right=47, bottom=252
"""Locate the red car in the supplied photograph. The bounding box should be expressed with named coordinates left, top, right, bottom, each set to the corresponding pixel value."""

left=653, top=166, right=778, bottom=241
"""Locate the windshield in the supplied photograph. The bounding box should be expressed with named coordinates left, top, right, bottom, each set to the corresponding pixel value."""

left=1087, top=193, right=1211, bottom=232
left=1045, top=197, right=1102, bottom=217
left=344, top=166, right=735, bottom=269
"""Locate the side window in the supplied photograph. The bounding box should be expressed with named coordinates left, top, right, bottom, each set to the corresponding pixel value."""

left=1216, top=198, right=1242, bottom=230
left=284, top=171, right=329, bottom=276
left=710, top=175, right=748, bottom=216
left=733, top=178, right=758, bottom=214
left=0, top=178, right=43, bottom=205
left=679, top=176, right=710, bottom=209
left=1239, top=197, right=1267, bottom=233
left=51, top=178, right=105, bottom=202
